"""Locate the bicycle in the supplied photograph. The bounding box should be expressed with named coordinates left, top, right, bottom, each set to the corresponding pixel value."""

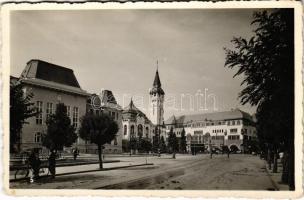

left=14, top=164, right=32, bottom=180
left=14, top=163, right=50, bottom=180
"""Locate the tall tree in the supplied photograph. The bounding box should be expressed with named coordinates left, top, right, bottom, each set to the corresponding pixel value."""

left=122, top=139, right=129, bottom=153
left=43, top=103, right=77, bottom=151
left=129, top=137, right=137, bottom=155
left=160, top=136, right=167, bottom=153
left=224, top=9, right=294, bottom=189
left=179, top=128, right=187, bottom=153
left=79, top=113, right=118, bottom=169
left=10, top=81, right=37, bottom=153
left=168, top=127, right=179, bottom=159
left=152, top=133, right=160, bottom=154
left=138, top=138, right=152, bottom=153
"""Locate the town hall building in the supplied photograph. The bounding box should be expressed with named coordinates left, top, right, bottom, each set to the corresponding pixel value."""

left=122, top=68, right=166, bottom=147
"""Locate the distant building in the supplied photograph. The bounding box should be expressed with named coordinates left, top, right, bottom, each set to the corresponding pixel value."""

left=85, top=91, right=123, bottom=154
left=122, top=99, right=154, bottom=141
left=122, top=68, right=166, bottom=151
left=13, top=59, right=90, bottom=152
left=164, top=109, right=257, bottom=153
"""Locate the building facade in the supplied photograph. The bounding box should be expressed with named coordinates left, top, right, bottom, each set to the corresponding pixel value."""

left=122, top=99, right=155, bottom=141
left=84, top=91, right=123, bottom=154
left=121, top=69, right=167, bottom=150
left=164, top=109, right=257, bottom=153
left=14, top=59, right=90, bottom=153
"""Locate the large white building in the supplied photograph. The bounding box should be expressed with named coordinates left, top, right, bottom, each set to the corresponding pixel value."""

left=164, top=109, right=257, bottom=153
left=12, top=59, right=90, bottom=153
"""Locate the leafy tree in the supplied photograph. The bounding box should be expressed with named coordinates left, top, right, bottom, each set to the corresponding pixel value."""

left=224, top=9, right=294, bottom=189
left=152, top=132, right=160, bottom=153
left=179, top=128, right=187, bottom=153
left=79, top=113, right=118, bottom=169
left=138, top=138, right=152, bottom=153
left=10, top=81, right=37, bottom=153
left=43, top=103, right=77, bottom=151
left=129, top=137, right=137, bottom=155
left=168, top=127, right=179, bottom=159
left=122, top=139, right=129, bottom=152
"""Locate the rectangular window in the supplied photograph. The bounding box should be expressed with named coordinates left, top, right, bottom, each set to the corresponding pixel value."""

left=46, top=102, right=53, bottom=120
left=230, top=128, right=238, bottom=133
left=228, top=135, right=240, bottom=140
left=232, top=121, right=235, bottom=125
left=111, top=111, right=115, bottom=119
left=214, top=136, right=224, bottom=140
left=34, top=132, right=42, bottom=143
left=237, top=120, right=240, bottom=125
left=36, top=101, right=43, bottom=124
left=73, top=107, right=79, bottom=129
left=66, top=106, right=71, bottom=118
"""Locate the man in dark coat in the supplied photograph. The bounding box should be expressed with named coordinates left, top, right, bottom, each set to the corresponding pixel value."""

left=29, top=149, right=41, bottom=181
left=48, top=150, right=56, bottom=178
left=73, top=148, right=79, bottom=160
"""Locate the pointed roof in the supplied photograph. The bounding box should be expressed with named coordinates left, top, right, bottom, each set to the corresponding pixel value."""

left=150, top=69, right=165, bottom=95
left=153, top=69, right=162, bottom=88
left=122, top=99, right=152, bottom=123
left=123, top=98, right=140, bottom=113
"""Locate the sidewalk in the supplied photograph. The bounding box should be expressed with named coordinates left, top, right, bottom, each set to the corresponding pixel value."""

left=265, top=161, right=289, bottom=191
left=10, top=156, right=153, bottom=182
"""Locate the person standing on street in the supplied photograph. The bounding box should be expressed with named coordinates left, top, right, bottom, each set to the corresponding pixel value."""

left=29, top=149, right=41, bottom=181
left=48, top=150, right=56, bottom=179
left=73, top=148, right=79, bottom=160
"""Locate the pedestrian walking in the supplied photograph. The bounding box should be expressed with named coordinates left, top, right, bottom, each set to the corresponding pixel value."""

left=48, top=150, right=57, bottom=179
left=28, top=149, right=41, bottom=182
left=210, top=147, right=213, bottom=159
left=73, top=148, right=79, bottom=160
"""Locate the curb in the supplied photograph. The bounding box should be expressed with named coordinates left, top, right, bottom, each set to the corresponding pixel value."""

left=10, top=160, right=120, bottom=171
left=10, top=163, right=154, bottom=183
left=52, top=160, right=120, bottom=168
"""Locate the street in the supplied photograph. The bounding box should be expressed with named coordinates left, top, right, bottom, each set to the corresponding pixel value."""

left=10, top=154, right=278, bottom=190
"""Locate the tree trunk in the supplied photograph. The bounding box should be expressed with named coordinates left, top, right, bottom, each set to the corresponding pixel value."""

left=267, top=148, right=272, bottom=170
left=281, top=150, right=288, bottom=183
left=172, top=151, right=176, bottom=159
left=97, top=144, right=103, bottom=169
left=288, top=144, right=295, bottom=190
left=273, top=149, right=278, bottom=173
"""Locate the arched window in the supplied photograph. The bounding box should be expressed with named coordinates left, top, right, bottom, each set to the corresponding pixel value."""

left=124, top=125, right=127, bottom=135
left=130, top=125, right=135, bottom=137
left=138, top=124, right=143, bottom=138
left=145, top=127, right=149, bottom=138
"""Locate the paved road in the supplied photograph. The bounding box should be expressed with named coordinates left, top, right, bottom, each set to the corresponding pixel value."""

left=10, top=154, right=277, bottom=190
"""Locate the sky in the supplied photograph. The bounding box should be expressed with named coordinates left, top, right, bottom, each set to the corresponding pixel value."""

left=10, top=9, right=260, bottom=119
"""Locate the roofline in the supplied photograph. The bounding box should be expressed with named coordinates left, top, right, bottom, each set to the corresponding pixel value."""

left=164, top=110, right=254, bottom=124
left=21, top=78, right=90, bottom=97
left=27, top=59, right=75, bottom=72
